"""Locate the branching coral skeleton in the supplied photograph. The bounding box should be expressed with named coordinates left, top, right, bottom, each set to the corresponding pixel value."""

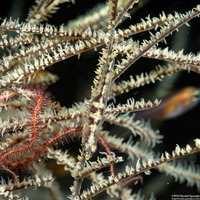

left=0, top=0, right=200, bottom=199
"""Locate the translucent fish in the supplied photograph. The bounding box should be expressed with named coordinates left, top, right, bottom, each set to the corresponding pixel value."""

left=136, top=86, right=200, bottom=120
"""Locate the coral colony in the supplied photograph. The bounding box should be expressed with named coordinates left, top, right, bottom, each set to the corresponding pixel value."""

left=0, top=0, right=200, bottom=199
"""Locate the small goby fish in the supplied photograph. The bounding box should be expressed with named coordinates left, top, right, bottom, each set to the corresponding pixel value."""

left=136, top=86, right=200, bottom=121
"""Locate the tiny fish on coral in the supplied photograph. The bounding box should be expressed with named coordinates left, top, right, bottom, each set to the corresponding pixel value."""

left=136, top=86, right=200, bottom=120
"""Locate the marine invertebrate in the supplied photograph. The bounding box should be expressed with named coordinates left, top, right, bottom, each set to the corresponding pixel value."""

left=0, top=0, right=200, bottom=199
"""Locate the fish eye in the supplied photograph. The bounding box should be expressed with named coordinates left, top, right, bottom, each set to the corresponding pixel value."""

left=91, top=145, right=97, bottom=153
left=195, top=91, right=200, bottom=100
left=191, top=96, right=197, bottom=102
